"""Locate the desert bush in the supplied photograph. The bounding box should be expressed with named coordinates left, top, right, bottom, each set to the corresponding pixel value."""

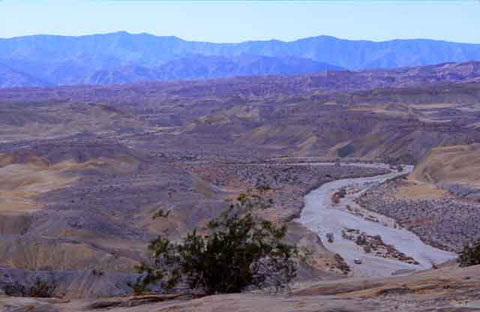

left=135, top=189, right=299, bottom=295
left=458, top=239, right=480, bottom=267
left=2, top=278, right=56, bottom=298
left=152, top=209, right=171, bottom=219
left=29, top=278, right=56, bottom=298
left=331, top=187, right=347, bottom=204
left=2, top=282, right=26, bottom=297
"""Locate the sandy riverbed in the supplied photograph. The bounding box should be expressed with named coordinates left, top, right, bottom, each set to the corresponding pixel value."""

left=298, top=164, right=456, bottom=278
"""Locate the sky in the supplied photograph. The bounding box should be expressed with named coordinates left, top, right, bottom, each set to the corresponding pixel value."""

left=0, top=0, right=479, bottom=43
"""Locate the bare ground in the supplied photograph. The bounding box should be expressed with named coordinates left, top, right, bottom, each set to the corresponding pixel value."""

left=1, top=264, right=480, bottom=312
left=357, top=178, right=480, bottom=252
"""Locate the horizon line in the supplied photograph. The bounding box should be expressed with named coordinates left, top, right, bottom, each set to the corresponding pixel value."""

left=1, top=30, right=479, bottom=45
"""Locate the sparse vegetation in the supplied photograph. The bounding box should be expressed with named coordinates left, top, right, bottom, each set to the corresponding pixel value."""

left=331, top=187, right=347, bottom=204
left=153, top=209, right=171, bottom=219
left=458, top=239, right=480, bottom=267
left=2, top=278, right=56, bottom=298
left=338, top=144, right=355, bottom=158
left=134, top=189, right=300, bottom=295
left=357, top=178, right=480, bottom=252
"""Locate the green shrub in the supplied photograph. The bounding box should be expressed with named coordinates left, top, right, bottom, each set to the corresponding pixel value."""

left=135, top=189, right=299, bottom=295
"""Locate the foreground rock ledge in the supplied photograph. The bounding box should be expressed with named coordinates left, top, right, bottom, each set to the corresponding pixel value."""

left=1, top=264, right=479, bottom=312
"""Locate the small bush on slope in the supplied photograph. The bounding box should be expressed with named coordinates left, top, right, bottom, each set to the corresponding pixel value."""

left=2, top=278, right=56, bottom=298
left=134, top=189, right=300, bottom=295
left=459, top=239, right=480, bottom=267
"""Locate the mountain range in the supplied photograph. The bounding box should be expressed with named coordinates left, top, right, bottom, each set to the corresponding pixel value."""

left=1, top=31, right=480, bottom=87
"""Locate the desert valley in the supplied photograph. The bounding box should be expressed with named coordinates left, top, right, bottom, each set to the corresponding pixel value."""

left=0, top=52, right=479, bottom=311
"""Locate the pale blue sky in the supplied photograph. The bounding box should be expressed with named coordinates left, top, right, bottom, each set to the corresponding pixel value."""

left=0, top=0, right=479, bottom=43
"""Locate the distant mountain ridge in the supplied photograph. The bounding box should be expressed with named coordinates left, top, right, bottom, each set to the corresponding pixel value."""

left=0, top=63, right=51, bottom=88
left=86, top=54, right=343, bottom=85
left=1, top=32, right=480, bottom=87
